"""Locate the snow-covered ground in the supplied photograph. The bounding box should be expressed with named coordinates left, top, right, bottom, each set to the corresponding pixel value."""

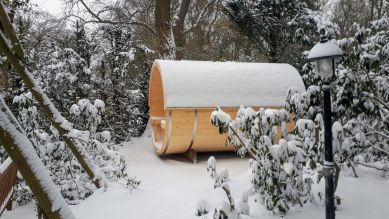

left=3, top=127, right=389, bottom=219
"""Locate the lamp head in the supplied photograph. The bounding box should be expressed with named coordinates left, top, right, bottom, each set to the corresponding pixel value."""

left=307, top=28, right=343, bottom=80
left=314, top=58, right=333, bottom=80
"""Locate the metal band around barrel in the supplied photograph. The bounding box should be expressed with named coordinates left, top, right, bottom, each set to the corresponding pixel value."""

left=187, top=109, right=198, bottom=152
left=162, top=110, right=172, bottom=155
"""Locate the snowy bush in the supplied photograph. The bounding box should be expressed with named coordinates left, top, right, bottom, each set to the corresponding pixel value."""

left=27, top=23, right=152, bottom=143
left=332, top=18, right=389, bottom=173
left=69, top=98, right=105, bottom=135
left=222, top=0, right=339, bottom=64
left=91, top=24, right=153, bottom=142
left=283, top=17, right=389, bottom=194
left=35, top=44, right=91, bottom=113
left=10, top=94, right=139, bottom=205
left=211, top=106, right=313, bottom=214
left=196, top=156, right=249, bottom=219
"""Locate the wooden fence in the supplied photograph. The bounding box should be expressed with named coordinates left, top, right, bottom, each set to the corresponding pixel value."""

left=0, top=158, right=17, bottom=215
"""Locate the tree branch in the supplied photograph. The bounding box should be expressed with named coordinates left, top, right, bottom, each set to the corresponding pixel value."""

left=368, top=143, right=389, bottom=155
left=184, top=0, right=217, bottom=34
left=346, top=157, right=358, bottom=178
left=222, top=184, right=235, bottom=211
left=355, top=161, right=389, bottom=172
left=68, top=0, right=156, bottom=36
left=228, top=125, right=260, bottom=158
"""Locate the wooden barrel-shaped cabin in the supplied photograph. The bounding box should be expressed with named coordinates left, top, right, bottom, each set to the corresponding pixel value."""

left=149, top=60, right=305, bottom=155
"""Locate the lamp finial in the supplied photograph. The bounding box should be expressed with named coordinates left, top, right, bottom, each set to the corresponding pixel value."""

left=320, top=28, right=328, bottom=43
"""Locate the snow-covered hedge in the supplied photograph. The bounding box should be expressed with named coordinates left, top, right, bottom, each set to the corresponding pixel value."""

left=211, top=106, right=313, bottom=213
left=10, top=94, right=139, bottom=205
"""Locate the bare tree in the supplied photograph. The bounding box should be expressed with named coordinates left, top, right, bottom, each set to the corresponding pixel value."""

left=333, top=0, right=370, bottom=37
left=154, top=0, right=171, bottom=58
left=333, top=0, right=389, bottom=37
left=172, top=0, right=190, bottom=59
left=64, top=0, right=220, bottom=59
left=368, top=0, right=389, bottom=20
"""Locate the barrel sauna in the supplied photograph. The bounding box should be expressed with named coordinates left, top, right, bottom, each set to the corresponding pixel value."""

left=148, top=60, right=305, bottom=155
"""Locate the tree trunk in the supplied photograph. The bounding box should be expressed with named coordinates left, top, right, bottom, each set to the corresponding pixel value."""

left=268, top=36, right=279, bottom=62
left=172, top=0, right=190, bottom=60
left=378, top=0, right=383, bottom=18
left=222, top=184, right=235, bottom=211
left=155, top=0, right=171, bottom=58
left=0, top=67, right=9, bottom=91
left=0, top=2, right=101, bottom=188
left=370, top=0, right=376, bottom=22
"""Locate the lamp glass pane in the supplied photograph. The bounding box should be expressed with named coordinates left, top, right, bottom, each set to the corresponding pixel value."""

left=315, top=59, right=333, bottom=79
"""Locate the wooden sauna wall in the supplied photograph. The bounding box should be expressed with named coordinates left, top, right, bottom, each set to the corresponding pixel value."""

left=191, top=108, right=236, bottom=152
left=164, top=108, right=237, bottom=154
left=164, top=109, right=195, bottom=154
left=151, top=118, right=165, bottom=151
left=163, top=108, right=296, bottom=154
left=148, top=65, right=164, bottom=117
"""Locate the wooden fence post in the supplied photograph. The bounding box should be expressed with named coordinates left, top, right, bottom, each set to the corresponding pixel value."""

left=0, top=159, right=17, bottom=215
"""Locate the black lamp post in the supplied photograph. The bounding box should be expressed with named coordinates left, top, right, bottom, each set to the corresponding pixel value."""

left=307, top=29, right=343, bottom=219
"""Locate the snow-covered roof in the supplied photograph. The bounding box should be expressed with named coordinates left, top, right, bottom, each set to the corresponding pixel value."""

left=307, top=40, right=343, bottom=60
left=153, top=60, right=306, bottom=109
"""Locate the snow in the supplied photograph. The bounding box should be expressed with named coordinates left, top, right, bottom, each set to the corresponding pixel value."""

left=119, top=49, right=135, bottom=61
left=296, top=119, right=315, bottom=135
left=69, top=104, right=80, bottom=116
left=207, top=156, right=216, bottom=171
left=78, top=99, right=91, bottom=112
left=155, top=60, right=306, bottom=108
left=0, top=157, right=12, bottom=174
left=97, top=131, right=111, bottom=143
left=210, top=108, right=231, bottom=125
left=332, top=121, right=343, bottom=153
left=94, top=99, right=105, bottom=112
left=60, top=119, right=73, bottom=131
left=3, top=125, right=389, bottom=219
left=66, top=129, right=90, bottom=142
left=307, top=39, right=343, bottom=60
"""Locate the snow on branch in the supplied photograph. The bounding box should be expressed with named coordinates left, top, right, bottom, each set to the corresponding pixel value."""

left=211, top=106, right=312, bottom=213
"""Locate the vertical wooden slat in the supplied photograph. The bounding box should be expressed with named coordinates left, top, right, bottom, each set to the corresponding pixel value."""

left=162, top=110, right=173, bottom=155
left=0, top=161, right=17, bottom=215
left=187, top=109, right=198, bottom=152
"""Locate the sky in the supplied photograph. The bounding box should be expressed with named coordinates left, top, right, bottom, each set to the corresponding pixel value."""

left=31, top=0, right=64, bottom=15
